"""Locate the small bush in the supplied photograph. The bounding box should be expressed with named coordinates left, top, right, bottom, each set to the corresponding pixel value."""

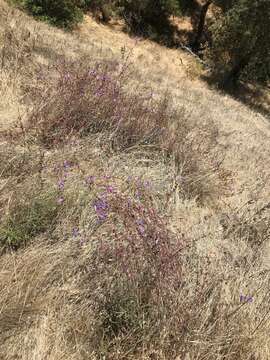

left=0, top=144, right=43, bottom=180
left=81, top=0, right=116, bottom=22
left=71, top=174, right=185, bottom=356
left=0, top=191, right=59, bottom=250
left=26, top=59, right=178, bottom=150
left=22, top=0, right=84, bottom=29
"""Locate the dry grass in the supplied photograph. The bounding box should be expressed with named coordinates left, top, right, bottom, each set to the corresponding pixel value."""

left=0, top=1, right=270, bottom=359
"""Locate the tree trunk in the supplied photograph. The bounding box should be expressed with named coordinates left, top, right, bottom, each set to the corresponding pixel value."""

left=192, top=0, right=212, bottom=53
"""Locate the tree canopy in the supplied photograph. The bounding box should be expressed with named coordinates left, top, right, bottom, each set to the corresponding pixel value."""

left=209, top=0, right=270, bottom=86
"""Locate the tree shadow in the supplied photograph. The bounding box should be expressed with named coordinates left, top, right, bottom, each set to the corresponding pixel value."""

left=202, top=73, right=270, bottom=119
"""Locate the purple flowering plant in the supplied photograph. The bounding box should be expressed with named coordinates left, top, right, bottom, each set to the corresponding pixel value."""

left=27, top=58, right=175, bottom=150
left=52, top=164, right=184, bottom=289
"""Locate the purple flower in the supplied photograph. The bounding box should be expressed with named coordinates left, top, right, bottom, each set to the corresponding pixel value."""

left=64, top=73, right=71, bottom=81
left=136, top=219, right=146, bottom=236
left=94, top=198, right=109, bottom=212
left=144, top=180, right=151, bottom=188
left=106, top=185, right=115, bottom=193
left=58, top=179, right=65, bottom=190
left=138, top=225, right=145, bottom=236
left=97, top=213, right=108, bottom=222
left=136, top=218, right=145, bottom=226
left=57, top=197, right=64, bottom=205
left=95, top=90, right=104, bottom=97
left=63, top=160, right=71, bottom=170
left=72, top=228, right=80, bottom=238
left=80, top=238, right=86, bottom=246
left=93, top=197, right=109, bottom=222
left=135, top=190, right=141, bottom=200
left=88, top=69, right=97, bottom=77
left=101, top=74, right=109, bottom=81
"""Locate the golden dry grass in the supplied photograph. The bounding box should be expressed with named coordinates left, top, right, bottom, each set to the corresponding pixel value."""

left=0, top=1, right=270, bottom=359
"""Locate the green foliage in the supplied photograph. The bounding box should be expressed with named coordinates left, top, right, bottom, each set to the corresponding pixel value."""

left=209, top=0, right=270, bottom=85
left=81, top=0, right=112, bottom=9
left=177, top=0, right=198, bottom=15
left=22, top=0, right=84, bottom=29
left=0, top=191, right=58, bottom=250
left=118, top=0, right=180, bottom=39
left=213, top=0, right=235, bottom=12
left=81, top=0, right=117, bottom=22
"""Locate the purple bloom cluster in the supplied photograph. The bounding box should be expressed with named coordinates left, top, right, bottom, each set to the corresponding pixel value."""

left=63, top=73, right=71, bottom=81
left=88, top=69, right=97, bottom=77
left=72, top=227, right=80, bottom=238
left=93, top=197, right=109, bottom=222
left=55, top=160, right=74, bottom=205
left=95, top=89, right=105, bottom=97
left=57, top=197, right=64, bottom=205
left=136, top=218, right=146, bottom=236
left=58, top=179, right=65, bottom=190
left=106, top=185, right=116, bottom=194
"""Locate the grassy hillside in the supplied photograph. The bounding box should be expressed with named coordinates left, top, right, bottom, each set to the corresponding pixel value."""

left=0, top=1, right=270, bottom=359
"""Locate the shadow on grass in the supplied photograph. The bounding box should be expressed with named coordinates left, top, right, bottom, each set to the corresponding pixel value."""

left=202, top=74, right=270, bottom=119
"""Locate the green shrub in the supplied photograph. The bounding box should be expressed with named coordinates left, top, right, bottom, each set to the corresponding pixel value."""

left=81, top=0, right=116, bottom=22
left=0, top=191, right=59, bottom=250
left=22, top=0, right=84, bottom=29
left=208, top=0, right=270, bottom=86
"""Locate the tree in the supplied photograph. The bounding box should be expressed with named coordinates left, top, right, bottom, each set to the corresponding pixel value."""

left=23, top=0, right=84, bottom=29
left=208, top=0, right=270, bottom=86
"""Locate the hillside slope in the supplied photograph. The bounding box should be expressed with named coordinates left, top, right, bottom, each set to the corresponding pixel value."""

left=0, top=1, right=270, bottom=359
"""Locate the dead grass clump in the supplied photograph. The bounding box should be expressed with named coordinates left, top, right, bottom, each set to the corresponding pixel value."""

left=0, top=4, right=38, bottom=105
left=219, top=200, right=270, bottom=267
left=0, top=142, right=44, bottom=181
left=0, top=18, right=33, bottom=72
left=163, top=119, right=230, bottom=204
